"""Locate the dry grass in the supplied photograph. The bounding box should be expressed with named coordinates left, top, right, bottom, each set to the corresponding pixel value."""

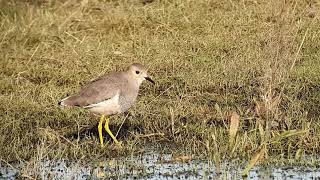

left=1, top=0, right=320, bottom=169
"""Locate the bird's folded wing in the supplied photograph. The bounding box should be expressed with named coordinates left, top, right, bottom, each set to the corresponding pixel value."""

left=70, top=75, right=124, bottom=107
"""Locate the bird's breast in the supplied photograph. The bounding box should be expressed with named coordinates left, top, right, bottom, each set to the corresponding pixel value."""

left=119, top=92, right=138, bottom=112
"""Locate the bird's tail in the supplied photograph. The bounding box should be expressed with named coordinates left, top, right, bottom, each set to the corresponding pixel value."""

left=58, top=95, right=80, bottom=107
left=58, top=96, right=71, bottom=107
left=58, top=96, right=74, bottom=107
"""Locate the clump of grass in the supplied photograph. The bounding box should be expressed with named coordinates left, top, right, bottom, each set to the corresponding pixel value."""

left=1, top=0, right=320, bottom=173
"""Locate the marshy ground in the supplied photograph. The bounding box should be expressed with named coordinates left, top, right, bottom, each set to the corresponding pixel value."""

left=1, top=0, right=320, bottom=177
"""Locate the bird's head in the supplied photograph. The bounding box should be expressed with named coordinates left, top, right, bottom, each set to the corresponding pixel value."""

left=128, top=63, right=155, bottom=86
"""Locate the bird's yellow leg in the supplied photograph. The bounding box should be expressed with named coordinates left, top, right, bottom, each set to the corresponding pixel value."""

left=98, top=114, right=105, bottom=147
left=104, top=116, right=120, bottom=145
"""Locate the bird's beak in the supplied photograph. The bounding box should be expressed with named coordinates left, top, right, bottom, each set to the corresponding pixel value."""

left=145, top=77, right=155, bottom=84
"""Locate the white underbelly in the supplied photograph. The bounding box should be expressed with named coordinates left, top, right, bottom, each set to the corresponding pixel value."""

left=84, top=93, right=121, bottom=115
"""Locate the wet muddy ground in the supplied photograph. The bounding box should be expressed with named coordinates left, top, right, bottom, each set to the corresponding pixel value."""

left=1, top=150, right=320, bottom=180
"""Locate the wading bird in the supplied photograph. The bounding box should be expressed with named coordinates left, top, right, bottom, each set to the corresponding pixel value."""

left=59, top=63, right=154, bottom=147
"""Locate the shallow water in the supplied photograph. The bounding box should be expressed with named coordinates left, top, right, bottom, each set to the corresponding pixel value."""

left=1, top=151, right=320, bottom=179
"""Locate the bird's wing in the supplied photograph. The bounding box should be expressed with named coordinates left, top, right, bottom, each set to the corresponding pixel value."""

left=68, top=72, right=126, bottom=107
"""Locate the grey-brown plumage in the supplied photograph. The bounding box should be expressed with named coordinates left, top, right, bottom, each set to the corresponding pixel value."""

left=59, top=63, right=154, bottom=116
left=59, top=63, right=154, bottom=146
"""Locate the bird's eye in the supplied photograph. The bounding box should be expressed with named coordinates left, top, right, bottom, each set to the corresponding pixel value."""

left=136, top=71, right=140, bottom=74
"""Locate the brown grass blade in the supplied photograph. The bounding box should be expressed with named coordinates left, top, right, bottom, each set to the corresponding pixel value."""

left=242, top=146, right=266, bottom=177
left=229, top=111, right=240, bottom=145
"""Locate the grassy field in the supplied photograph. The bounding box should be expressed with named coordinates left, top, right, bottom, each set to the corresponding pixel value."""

left=1, top=0, right=320, bottom=170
